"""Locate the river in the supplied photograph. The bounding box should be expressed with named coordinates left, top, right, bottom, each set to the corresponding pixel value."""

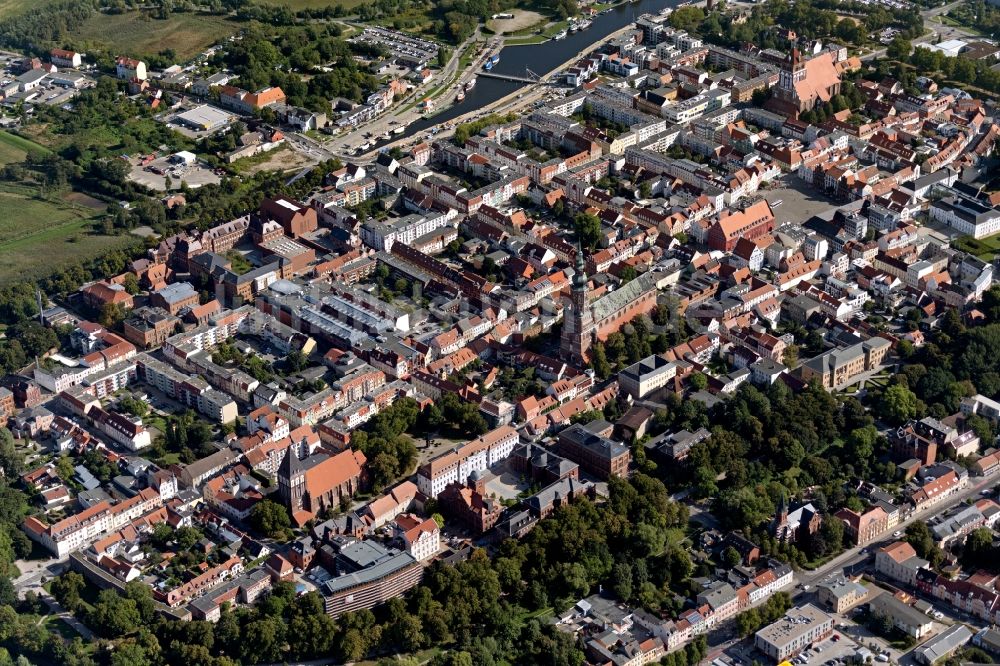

left=403, top=0, right=682, bottom=134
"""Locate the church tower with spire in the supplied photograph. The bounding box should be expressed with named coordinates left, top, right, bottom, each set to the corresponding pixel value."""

left=560, top=242, right=595, bottom=366
left=771, top=489, right=791, bottom=541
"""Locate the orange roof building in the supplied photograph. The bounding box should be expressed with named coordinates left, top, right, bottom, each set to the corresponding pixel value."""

left=278, top=448, right=367, bottom=525
left=707, top=200, right=775, bottom=252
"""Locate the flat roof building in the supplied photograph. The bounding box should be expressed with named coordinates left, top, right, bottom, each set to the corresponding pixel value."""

left=174, top=104, right=235, bottom=132
left=755, top=603, right=833, bottom=661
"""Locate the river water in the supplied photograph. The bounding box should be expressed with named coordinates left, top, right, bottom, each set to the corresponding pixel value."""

left=403, top=0, right=681, bottom=135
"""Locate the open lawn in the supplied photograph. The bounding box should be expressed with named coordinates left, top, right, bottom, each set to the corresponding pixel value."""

left=0, top=131, right=51, bottom=166
left=488, top=10, right=545, bottom=34
left=233, top=144, right=317, bottom=175
left=0, top=187, right=124, bottom=283
left=72, top=11, right=240, bottom=61
left=953, top=234, right=1000, bottom=260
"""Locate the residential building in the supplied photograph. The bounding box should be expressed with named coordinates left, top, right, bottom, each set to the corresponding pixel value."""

left=754, top=604, right=833, bottom=661
left=875, top=541, right=929, bottom=587
left=815, top=574, right=868, bottom=613
left=416, top=426, right=519, bottom=498
left=868, top=593, right=933, bottom=639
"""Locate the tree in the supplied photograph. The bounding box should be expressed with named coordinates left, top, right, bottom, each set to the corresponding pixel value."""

left=670, top=5, right=705, bottom=31
left=782, top=343, right=799, bottom=367
left=573, top=212, right=602, bottom=251
left=285, top=349, right=308, bottom=373
left=122, top=273, right=140, bottom=295
left=241, top=617, right=284, bottom=663
left=50, top=572, right=85, bottom=611
left=99, top=301, right=129, bottom=328
left=370, top=451, right=401, bottom=489
left=90, top=588, right=141, bottom=637
left=251, top=499, right=291, bottom=539
left=819, top=516, right=845, bottom=554
left=906, top=521, right=937, bottom=560
left=590, top=342, right=611, bottom=379
left=887, top=35, right=912, bottom=59
left=689, top=372, right=708, bottom=391
left=880, top=384, right=922, bottom=425
left=963, top=528, right=996, bottom=570
left=869, top=610, right=893, bottom=637
left=337, top=628, right=368, bottom=662
left=0, top=428, right=21, bottom=477
left=722, top=546, right=741, bottom=568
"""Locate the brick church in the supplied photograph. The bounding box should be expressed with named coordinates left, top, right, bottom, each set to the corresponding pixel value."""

left=768, top=41, right=842, bottom=116
left=278, top=448, right=367, bottom=525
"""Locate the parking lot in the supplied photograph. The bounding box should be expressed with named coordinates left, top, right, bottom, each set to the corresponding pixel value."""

left=794, top=631, right=869, bottom=666
left=128, top=154, right=222, bottom=191
left=350, top=27, right=439, bottom=63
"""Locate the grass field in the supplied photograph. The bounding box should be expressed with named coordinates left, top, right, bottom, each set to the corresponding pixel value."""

left=0, top=131, right=51, bottom=166
left=0, top=186, right=125, bottom=283
left=73, top=11, right=239, bottom=60
left=258, top=0, right=366, bottom=9
left=0, top=0, right=60, bottom=19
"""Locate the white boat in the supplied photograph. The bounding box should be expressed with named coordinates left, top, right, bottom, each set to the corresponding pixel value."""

left=456, top=90, right=466, bottom=102
left=465, top=76, right=477, bottom=90
left=578, top=19, right=592, bottom=29
left=392, top=126, right=406, bottom=135
left=553, top=29, right=568, bottom=40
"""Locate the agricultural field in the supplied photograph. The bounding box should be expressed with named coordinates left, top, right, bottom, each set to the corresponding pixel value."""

left=0, top=187, right=124, bottom=283
left=72, top=11, right=239, bottom=61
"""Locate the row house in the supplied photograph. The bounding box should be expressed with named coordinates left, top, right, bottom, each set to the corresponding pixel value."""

left=22, top=488, right=162, bottom=557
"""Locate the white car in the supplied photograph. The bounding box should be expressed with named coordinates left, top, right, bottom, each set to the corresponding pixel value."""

left=772, top=199, right=784, bottom=207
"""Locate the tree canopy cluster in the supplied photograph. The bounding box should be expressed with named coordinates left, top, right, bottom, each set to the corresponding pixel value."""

left=672, top=0, right=921, bottom=52
left=35, top=475, right=689, bottom=665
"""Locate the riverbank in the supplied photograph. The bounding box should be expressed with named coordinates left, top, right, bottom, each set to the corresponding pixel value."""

left=503, top=0, right=646, bottom=46
left=357, top=20, right=645, bottom=160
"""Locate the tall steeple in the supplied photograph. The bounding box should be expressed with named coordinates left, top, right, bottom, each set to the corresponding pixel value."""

left=772, top=489, right=789, bottom=540
left=573, top=239, right=588, bottom=289
left=561, top=238, right=595, bottom=366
